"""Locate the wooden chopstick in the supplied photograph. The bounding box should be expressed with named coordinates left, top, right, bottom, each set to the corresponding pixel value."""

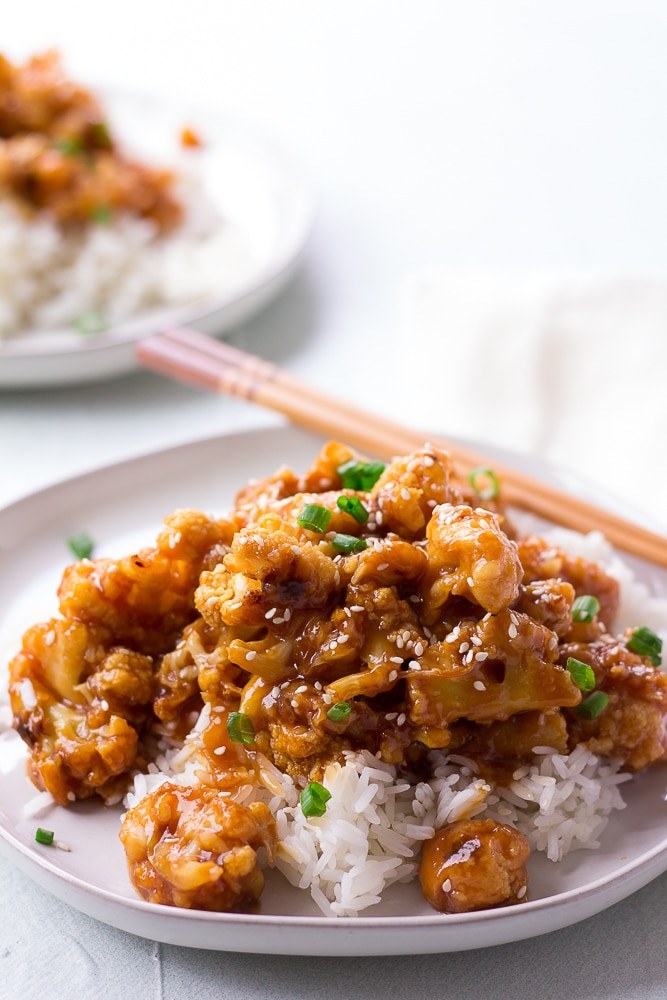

left=137, top=328, right=667, bottom=568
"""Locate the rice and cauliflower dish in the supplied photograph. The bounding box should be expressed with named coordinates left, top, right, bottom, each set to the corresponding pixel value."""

left=6, top=440, right=667, bottom=917
left=0, top=50, right=251, bottom=339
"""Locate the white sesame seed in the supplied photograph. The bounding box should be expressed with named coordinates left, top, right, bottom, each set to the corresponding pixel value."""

left=67, top=791, right=76, bottom=802
left=473, top=680, right=486, bottom=691
left=338, top=634, right=349, bottom=643
left=459, top=642, right=470, bottom=654
left=246, top=650, right=257, bottom=660
left=273, top=616, right=285, bottom=624
left=271, top=686, right=280, bottom=698
left=377, top=562, right=389, bottom=571
left=475, top=651, right=489, bottom=661
left=295, top=685, right=308, bottom=694
left=471, top=636, right=482, bottom=646
left=396, top=636, right=405, bottom=649
left=388, top=670, right=398, bottom=682
left=290, top=699, right=299, bottom=708
left=376, top=511, right=384, bottom=525
left=322, top=693, right=333, bottom=704
left=385, top=712, right=398, bottom=721
left=400, top=488, right=411, bottom=500
left=408, top=660, right=420, bottom=669
left=350, top=605, right=364, bottom=612
left=397, top=713, right=407, bottom=726
left=213, top=746, right=227, bottom=755
left=390, top=656, right=403, bottom=664
left=265, top=608, right=277, bottom=620
left=508, top=623, right=518, bottom=639
left=517, top=885, right=527, bottom=899
left=467, top=576, right=475, bottom=588
left=100, top=699, right=109, bottom=712
left=424, top=456, right=434, bottom=467
left=44, top=630, right=56, bottom=646
left=442, top=878, right=452, bottom=892
left=284, top=609, right=292, bottom=621
left=414, top=642, right=424, bottom=657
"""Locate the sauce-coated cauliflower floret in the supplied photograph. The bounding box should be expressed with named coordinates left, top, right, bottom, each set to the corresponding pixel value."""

left=195, top=515, right=339, bottom=627
left=370, top=446, right=469, bottom=539
left=420, top=818, right=530, bottom=913
left=420, top=504, right=522, bottom=623
left=119, top=784, right=276, bottom=911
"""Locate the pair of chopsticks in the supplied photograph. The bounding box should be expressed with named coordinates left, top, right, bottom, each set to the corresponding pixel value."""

left=137, top=327, right=667, bottom=568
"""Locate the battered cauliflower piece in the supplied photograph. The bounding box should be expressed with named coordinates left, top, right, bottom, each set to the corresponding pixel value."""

left=371, top=446, right=469, bottom=539
left=119, top=784, right=276, bottom=911
left=420, top=504, right=523, bottom=623
left=195, top=515, right=339, bottom=628
left=420, top=818, right=530, bottom=913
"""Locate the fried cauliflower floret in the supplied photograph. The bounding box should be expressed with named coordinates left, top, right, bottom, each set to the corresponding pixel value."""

left=195, top=514, right=339, bottom=628
left=420, top=504, right=522, bottom=623
left=370, top=446, right=468, bottom=539
left=513, top=578, right=576, bottom=638
left=119, top=784, right=276, bottom=911
left=560, top=635, right=667, bottom=770
left=9, top=619, right=155, bottom=803
left=518, top=535, right=620, bottom=629
left=420, top=818, right=530, bottom=913
left=58, top=509, right=230, bottom=656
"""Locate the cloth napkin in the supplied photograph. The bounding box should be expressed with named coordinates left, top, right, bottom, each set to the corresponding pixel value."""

left=399, top=270, right=666, bottom=527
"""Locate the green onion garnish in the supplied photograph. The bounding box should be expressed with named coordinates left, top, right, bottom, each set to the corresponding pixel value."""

left=52, top=136, right=84, bottom=156
left=468, top=467, right=500, bottom=501
left=72, top=309, right=106, bottom=335
left=566, top=657, right=596, bottom=692
left=35, top=828, right=55, bottom=846
left=336, top=495, right=369, bottom=524
left=91, top=121, right=112, bottom=148
left=226, top=711, right=255, bottom=745
left=68, top=531, right=95, bottom=559
left=627, top=626, right=663, bottom=666
left=326, top=701, right=351, bottom=722
left=576, top=690, right=609, bottom=719
left=297, top=503, right=332, bottom=533
left=331, top=533, right=367, bottom=554
left=300, top=781, right=331, bottom=818
left=336, top=459, right=385, bottom=491
left=571, top=595, right=601, bottom=623
left=90, top=205, right=113, bottom=224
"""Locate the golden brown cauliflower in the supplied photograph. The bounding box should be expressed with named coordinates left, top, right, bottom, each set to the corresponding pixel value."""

left=119, top=784, right=276, bottom=911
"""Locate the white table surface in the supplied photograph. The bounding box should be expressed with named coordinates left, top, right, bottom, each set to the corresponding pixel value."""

left=2, top=3, right=667, bottom=998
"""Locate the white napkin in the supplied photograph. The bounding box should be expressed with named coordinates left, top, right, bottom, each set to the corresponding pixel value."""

left=399, top=270, right=666, bottom=526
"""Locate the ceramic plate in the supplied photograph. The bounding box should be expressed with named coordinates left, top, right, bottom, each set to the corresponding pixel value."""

left=0, top=425, right=666, bottom=956
left=0, top=94, right=316, bottom=389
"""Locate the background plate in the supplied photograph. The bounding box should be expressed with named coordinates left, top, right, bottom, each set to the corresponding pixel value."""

left=0, top=94, right=316, bottom=389
left=0, top=425, right=666, bottom=955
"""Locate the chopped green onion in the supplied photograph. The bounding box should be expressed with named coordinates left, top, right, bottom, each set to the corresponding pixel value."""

left=72, top=309, right=106, bottom=335
left=571, top=595, right=601, bottom=623
left=336, top=459, right=385, bottom=491
left=300, top=780, right=331, bottom=818
left=91, top=121, right=112, bottom=148
left=627, top=626, right=663, bottom=666
left=90, top=204, right=113, bottom=224
left=226, top=711, right=255, bottom=745
left=468, top=467, right=500, bottom=501
left=68, top=531, right=94, bottom=559
left=576, top=690, right=609, bottom=719
left=52, top=136, right=84, bottom=155
left=331, top=533, right=367, bottom=554
left=336, top=494, right=369, bottom=524
left=566, top=657, right=596, bottom=692
left=297, top=503, right=332, bottom=533
left=326, top=701, right=352, bottom=722
left=35, top=827, right=55, bottom=846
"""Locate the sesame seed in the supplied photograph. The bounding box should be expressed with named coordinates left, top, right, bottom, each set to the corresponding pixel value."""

left=338, top=634, right=349, bottom=643
left=295, top=685, right=308, bottom=694
left=414, top=642, right=424, bottom=657
left=213, top=746, right=227, bottom=755
left=508, top=623, right=518, bottom=639
left=344, top=607, right=352, bottom=617
left=408, top=660, right=420, bottom=669
left=271, top=686, right=280, bottom=698
left=475, top=651, right=489, bottom=661
left=442, top=878, right=452, bottom=892
left=386, top=712, right=398, bottom=721
left=471, top=636, right=482, bottom=646
left=423, top=456, right=434, bottom=467
left=322, top=693, right=333, bottom=705
left=100, top=699, right=109, bottom=712
left=265, top=608, right=277, bottom=620
left=273, top=616, right=285, bottom=624
left=517, top=885, right=527, bottom=899
left=246, top=650, right=257, bottom=660
left=67, top=791, right=76, bottom=802
left=290, top=699, right=299, bottom=708
left=377, top=562, right=389, bottom=571
left=409, top=594, right=420, bottom=603
left=44, top=630, right=55, bottom=646
left=291, top=545, right=301, bottom=555
left=376, top=511, right=384, bottom=525
left=350, top=605, right=364, bottom=612
left=390, top=656, right=403, bottom=664
left=397, top=713, right=407, bottom=726
left=284, top=609, right=292, bottom=621
left=459, top=642, right=470, bottom=654
left=473, top=680, right=486, bottom=691
left=467, top=576, right=475, bottom=588
left=388, top=670, right=398, bottom=682
left=396, top=636, right=405, bottom=649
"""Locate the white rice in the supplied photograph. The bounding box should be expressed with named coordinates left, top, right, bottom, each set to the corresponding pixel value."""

left=0, top=162, right=255, bottom=340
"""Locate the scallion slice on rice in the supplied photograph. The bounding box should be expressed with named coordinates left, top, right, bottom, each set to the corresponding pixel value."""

left=300, top=781, right=331, bottom=818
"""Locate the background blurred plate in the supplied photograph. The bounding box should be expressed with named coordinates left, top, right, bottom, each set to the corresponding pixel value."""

left=0, top=425, right=666, bottom=955
left=0, top=93, right=317, bottom=389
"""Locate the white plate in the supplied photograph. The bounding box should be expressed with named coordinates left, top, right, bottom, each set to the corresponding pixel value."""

left=0, top=94, right=316, bottom=389
left=0, top=425, right=666, bottom=956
